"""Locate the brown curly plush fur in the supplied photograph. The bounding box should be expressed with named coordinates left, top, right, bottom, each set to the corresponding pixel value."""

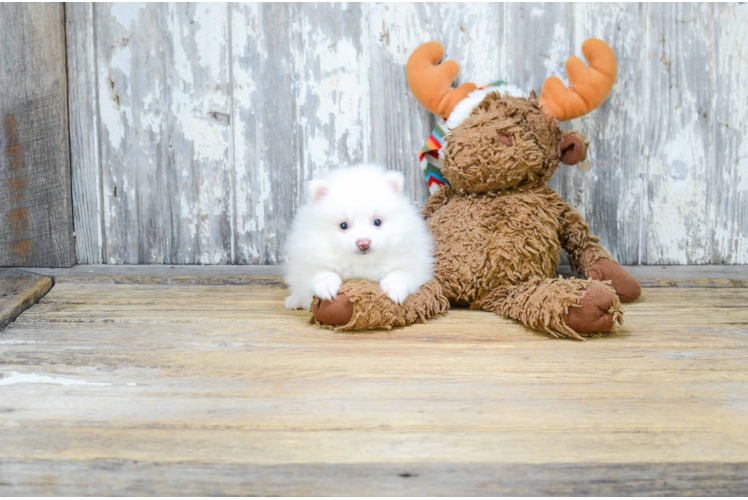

left=311, top=279, right=449, bottom=331
left=442, top=95, right=561, bottom=193
left=312, top=92, right=640, bottom=339
left=482, top=278, right=622, bottom=340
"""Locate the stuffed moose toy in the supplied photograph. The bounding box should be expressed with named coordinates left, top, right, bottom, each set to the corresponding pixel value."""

left=312, top=38, right=641, bottom=340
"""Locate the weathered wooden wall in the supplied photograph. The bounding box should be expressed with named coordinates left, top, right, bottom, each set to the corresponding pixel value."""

left=66, top=3, right=748, bottom=265
left=1, top=3, right=75, bottom=267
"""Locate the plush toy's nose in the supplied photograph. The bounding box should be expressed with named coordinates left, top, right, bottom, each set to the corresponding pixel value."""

left=357, top=239, right=371, bottom=251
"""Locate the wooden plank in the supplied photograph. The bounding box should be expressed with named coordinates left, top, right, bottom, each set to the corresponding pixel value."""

left=15, top=288, right=748, bottom=331
left=1, top=460, right=747, bottom=496
left=1, top=283, right=748, bottom=494
left=231, top=4, right=368, bottom=264
left=0, top=269, right=52, bottom=330
left=231, top=4, right=298, bottom=264
left=65, top=3, right=104, bottom=264
left=557, top=264, right=748, bottom=288
left=12, top=284, right=748, bottom=332
left=95, top=3, right=233, bottom=264
left=642, top=4, right=716, bottom=264
left=18, top=264, right=748, bottom=287
left=0, top=3, right=75, bottom=267
left=713, top=4, right=748, bottom=263
left=569, top=3, right=645, bottom=265
left=21, top=264, right=285, bottom=285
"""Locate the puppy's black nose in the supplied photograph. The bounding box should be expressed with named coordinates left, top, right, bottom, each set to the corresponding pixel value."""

left=357, top=239, right=371, bottom=251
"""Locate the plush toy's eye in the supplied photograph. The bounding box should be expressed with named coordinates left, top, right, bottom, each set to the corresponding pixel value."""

left=373, top=219, right=382, bottom=227
left=339, top=222, right=349, bottom=231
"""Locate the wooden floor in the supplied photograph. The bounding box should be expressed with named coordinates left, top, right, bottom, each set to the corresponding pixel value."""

left=1, top=267, right=748, bottom=495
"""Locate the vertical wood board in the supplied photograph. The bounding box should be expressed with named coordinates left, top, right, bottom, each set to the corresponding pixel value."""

left=1, top=3, right=74, bottom=267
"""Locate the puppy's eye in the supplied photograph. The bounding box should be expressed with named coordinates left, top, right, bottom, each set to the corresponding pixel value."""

left=373, top=219, right=382, bottom=227
left=339, top=222, right=349, bottom=231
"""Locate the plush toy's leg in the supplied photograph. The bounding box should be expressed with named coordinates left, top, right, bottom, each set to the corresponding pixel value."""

left=586, top=258, right=641, bottom=303
left=311, top=279, right=449, bottom=331
left=480, top=277, right=624, bottom=340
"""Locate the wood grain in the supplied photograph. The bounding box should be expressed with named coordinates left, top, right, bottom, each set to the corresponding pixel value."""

left=94, top=3, right=233, bottom=264
left=0, top=269, right=52, bottom=330
left=0, top=3, right=75, bottom=267
left=642, top=3, right=715, bottom=265
left=713, top=3, right=748, bottom=263
left=20, top=264, right=748, bottom=287
left=1, top=279, right=748, bottom=494
left=2, top=460, right=748, bottom=496
left=65, top=3, right=748, bottom=265
left=66, top=3, right=104, bottom=265
left=567, top=3, right=645, bottom=265
left=232, top=4, right=304, bottom=265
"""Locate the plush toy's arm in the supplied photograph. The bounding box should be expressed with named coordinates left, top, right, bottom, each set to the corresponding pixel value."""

left=558, top=201, right=613, bottom=276
left=558, top=200, right=641, bottom=302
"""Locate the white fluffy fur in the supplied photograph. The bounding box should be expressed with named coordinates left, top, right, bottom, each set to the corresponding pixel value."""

left=284, top=164, right=434, bottom=310
left=445, top=85, right=527, bottom=130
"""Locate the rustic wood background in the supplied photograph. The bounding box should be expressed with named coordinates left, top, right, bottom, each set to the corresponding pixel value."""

left=0, top=3, right=75, bottom=267
left=65, top=2, right=748, bottom=266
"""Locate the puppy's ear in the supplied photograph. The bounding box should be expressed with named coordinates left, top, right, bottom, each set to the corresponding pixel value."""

left=384, top=171, right=405, bottom=195
left=308, top=180, right=329, bottom=204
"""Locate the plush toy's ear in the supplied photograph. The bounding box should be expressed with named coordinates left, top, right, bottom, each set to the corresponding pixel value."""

left=308, top=180, right=329, bottom=204
left=559, top=131, right=588, bottom=165
left=384, top=171, right=405, bottom=195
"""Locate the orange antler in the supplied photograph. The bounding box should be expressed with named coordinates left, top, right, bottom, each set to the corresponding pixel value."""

left=406, top=42, right=477, bottom=117
left=539, top=38, right=617, bottom=121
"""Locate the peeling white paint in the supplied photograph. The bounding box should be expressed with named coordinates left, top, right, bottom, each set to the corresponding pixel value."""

left=642, top=3, right=714, bottom=265
left=366, top=4, right=432, bottom=66
left=712, top=3, right=748, bottom=263
left=111, top=3, right=146, bottom=30
left=292, top=14, right=366, bottom=177
left=0, top=372, right=111, bottom=387
left=70, top=3, right=748, bottom=265
left=543, top=24, right=570, bottom=86
left=139, top=83, right=162, bottom=134
left=254, top=161, right=271, bottom=233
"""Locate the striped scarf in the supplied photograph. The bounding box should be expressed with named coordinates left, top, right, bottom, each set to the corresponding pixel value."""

left=420, top=80, right=508, bottom=195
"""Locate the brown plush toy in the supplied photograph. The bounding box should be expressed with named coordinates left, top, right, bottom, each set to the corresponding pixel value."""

left=312, top=38, right=641, bottom=340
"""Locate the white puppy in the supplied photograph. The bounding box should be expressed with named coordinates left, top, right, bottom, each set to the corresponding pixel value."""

left=284, top=164, right=434, bottom=310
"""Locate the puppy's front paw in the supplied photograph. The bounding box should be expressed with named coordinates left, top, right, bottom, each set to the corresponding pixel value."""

left=380, top=276, right=410, bottom=305
left=285, top=294, right=310, bottom=310
left=311, top=272, right=342, bottom=301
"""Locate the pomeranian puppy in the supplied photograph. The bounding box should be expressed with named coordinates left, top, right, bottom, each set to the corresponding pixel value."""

left=284, top=164, right=434, bottom=310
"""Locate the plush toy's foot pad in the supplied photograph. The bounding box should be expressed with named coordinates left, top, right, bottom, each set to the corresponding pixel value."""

left=312, top=294, right=353, bottom=326
left=311, top=279, right=449, bottom=331
left=587, top=258, right=642, bottom=303
left=564, top=283, right=619, bottom=335
left=481, top=276, right=624, bottom=340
